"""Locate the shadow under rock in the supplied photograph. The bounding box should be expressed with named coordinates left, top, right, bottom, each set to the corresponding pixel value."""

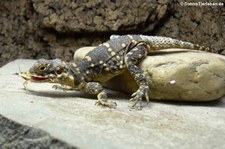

left=19, top=88, right=225, bottom=108
left=151, top=97, right=225, bottom=108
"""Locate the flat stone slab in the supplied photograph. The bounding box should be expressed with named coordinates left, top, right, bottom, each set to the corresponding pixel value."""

left=0, top=59, right=225, bottom=149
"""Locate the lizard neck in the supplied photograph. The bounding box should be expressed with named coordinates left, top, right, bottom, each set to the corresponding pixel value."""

left=67, top=62, right=87, bottom=88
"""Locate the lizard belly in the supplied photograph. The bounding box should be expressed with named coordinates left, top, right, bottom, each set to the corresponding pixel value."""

left=94, top=68, right=126, bottom=83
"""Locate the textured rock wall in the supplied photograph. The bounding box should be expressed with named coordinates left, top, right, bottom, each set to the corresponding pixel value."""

left=0, top=0, right=224, bottom=66
left=32, top=0, right=169, bottom=32
left=156, top=1, right=225, bottom=52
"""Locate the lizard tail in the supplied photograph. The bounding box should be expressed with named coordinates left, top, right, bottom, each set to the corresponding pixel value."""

left=147, top=36, right=220, bottom=54
left=182, top=42, right=224, bottom=55
left=191, top=43, right=217, bottom=53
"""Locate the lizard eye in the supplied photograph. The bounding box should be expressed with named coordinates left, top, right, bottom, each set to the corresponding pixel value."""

left=56, top=69, right=63, bottom=75
left=39, top=66, right=46, bottom=71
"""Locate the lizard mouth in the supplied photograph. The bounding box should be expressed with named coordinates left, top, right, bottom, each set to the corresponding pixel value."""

left=17, top=72, right=49, bottom=82
left=31, top=76, right=49, bottom=82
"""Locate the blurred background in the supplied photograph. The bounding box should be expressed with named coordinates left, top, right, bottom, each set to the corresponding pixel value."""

left=0, top=0, right=224, bottom=66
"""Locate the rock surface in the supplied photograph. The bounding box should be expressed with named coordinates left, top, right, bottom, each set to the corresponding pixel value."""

left=0, top=115, right=76, bottom=149
left=74, top=47, right=225, bottom=101
left=1, top=59, right=225, bottom=149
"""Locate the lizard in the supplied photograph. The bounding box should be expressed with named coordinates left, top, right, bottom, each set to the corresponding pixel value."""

left=17, top=34, right=222, bottom=109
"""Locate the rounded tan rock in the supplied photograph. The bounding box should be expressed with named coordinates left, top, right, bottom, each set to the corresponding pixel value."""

left=74, top=47, right=225, bottom=101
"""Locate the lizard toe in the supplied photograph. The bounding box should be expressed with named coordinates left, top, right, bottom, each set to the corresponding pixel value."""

left=95, top=99, right=117, bottom=109
left=130, top=85, right=149, bottom=109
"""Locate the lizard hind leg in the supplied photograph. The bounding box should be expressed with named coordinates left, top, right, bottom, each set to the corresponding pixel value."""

left=124, top=41, right=150, bottom=109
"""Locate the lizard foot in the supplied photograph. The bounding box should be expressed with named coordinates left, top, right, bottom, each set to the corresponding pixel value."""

left=130, top=85, right=149, bottom=109
left=96, top=90, right=117, bottom=108
left=95, top=99, right=117, bottom=109
left=52, top=85, right=68, bottom=91
left=52, top=85, right=63, bottom=91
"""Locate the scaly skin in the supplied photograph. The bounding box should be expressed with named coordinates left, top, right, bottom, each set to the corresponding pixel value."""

left=18, top=35, right=222, bottom=109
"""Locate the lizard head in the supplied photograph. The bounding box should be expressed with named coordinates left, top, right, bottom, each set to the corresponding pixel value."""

left=21, top=59, right=75, bottom=87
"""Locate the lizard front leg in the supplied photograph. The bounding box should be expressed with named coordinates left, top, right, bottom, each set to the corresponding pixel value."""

left=83, top=82, right=117, bottom=108
left=124, top=41, right=150, bottom=109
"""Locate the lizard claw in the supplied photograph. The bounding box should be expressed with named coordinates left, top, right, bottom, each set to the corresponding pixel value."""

left=52, top=85, right=60, bottom=90
left=130, top=85, right=149, bottom=109
left=23, top=80, right=29, bottom=90
left=95, top=99, right=117, bottom=109
left=52, top=85, right=66, bottom=91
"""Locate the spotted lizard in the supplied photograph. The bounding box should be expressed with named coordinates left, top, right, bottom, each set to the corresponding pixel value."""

left=18, top=35, right=222, bottom=109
